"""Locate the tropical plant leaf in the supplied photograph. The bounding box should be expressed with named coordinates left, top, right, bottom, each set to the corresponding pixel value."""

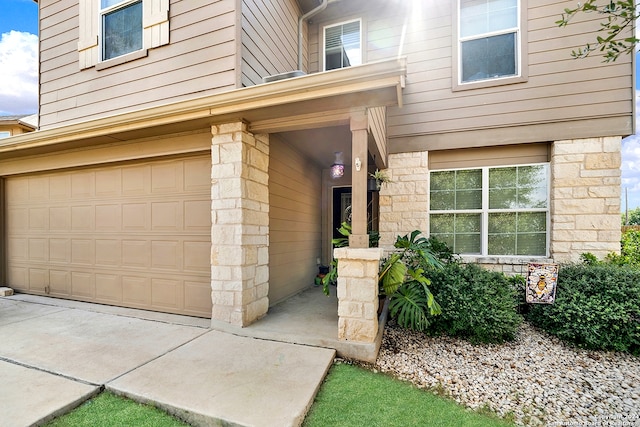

left=321, top=258, right=338, bottom=296
left=379, top=253, right=406, bottom=296
left=389, top=282, right=431, bottom=331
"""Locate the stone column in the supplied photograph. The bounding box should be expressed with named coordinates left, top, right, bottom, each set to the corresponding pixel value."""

left=551, top=137, right=621, bottom=263
left=210, top=121, right=270, bottom=326
left=379, top=151, right=429, bottom=247
left=335, top=247, right=383, bottom=342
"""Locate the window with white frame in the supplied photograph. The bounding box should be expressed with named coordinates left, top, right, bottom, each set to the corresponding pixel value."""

left=0, top=131, right=11, bottom=139
left=323, top=19, right=362, bottom=71
left=77, top=0, right=169, bottom=69
left=459, top=0, right=520, bottom=84
left=101, top=0, right=143, bottom=61
left=429, top=164, right=548, bottom=256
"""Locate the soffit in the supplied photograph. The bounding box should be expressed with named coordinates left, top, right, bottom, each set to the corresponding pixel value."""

left=0, top=58, right=405, bottom=161
left=297, top=0, right=386, bottom=21
left=297, top=0, right=320, bottom=14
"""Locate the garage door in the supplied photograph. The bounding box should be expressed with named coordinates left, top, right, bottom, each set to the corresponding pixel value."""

left=5, top=155, right=212, bottom=318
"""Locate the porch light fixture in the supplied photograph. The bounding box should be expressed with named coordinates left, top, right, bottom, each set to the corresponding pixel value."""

left=331, top=151, right=344, bottom=178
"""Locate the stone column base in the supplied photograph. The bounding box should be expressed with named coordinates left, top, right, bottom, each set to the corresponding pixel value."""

left=334, top=247, right=383, bottom=343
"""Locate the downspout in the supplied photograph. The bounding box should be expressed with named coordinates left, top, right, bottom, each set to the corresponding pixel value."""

left=298, top=0, right=328, bottom=71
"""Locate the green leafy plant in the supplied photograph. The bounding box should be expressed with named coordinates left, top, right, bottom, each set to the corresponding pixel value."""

left=388, top=278, right=435, bottom=332
left=425, top=263, right=523, bottom=344
left=606, top=229, right=640, bottom=268
left=323, top=227, right=443, bottom=331
left=507, top=273, right=528, bottom=315
left=580, top=252, right=602, bottom=266
left=378, top=231, right=444, bottom=331
left=622, top=206, right=640, bottom=225
left=321, top=222, right=379, bottom=295
left=526, top=263, right=640, bottom=354
left=557, top=0, right=639, bottom=62
left=368, top=169, right=392, bottom=190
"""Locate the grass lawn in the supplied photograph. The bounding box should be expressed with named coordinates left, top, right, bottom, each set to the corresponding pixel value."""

left=303, top=363, right=514, bottom=427
left=45, top=392, right=189, bottom=427
left=45, top=363, right=513, bottom=427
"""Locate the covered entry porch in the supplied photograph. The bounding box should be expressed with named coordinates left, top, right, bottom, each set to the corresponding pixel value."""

left=209, top=60, right=405, bottom=361
left=0, top=59, right=405, bottom=362
left=210, top=285, right=389, bottom=362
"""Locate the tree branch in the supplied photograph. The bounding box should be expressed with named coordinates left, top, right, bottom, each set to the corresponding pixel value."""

left=556, top=0, right=639, bottom=62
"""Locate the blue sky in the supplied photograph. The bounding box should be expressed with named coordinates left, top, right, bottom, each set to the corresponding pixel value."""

left=0, top=0, right=39, bottom=115
left=0, top=0, right=38, bottom=35
left=1, top=0, right=640, bottom=210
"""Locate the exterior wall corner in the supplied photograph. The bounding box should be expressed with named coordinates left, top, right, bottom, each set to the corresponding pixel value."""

left=210, top=121, right=270, bottom=326
left=550, top=137, right=622, bottom=263
left=379, top=151, right=429, bottom=248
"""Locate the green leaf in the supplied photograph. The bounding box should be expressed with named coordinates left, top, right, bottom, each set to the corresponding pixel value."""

left=389, top=283, right=431, bottom=332
left=380, top=254, right=407, bottom=296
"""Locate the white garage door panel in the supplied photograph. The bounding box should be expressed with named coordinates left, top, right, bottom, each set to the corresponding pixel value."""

left=5, top=156, right=212, bottom=318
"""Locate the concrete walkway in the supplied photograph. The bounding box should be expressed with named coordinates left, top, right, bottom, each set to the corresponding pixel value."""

left=0, top=296, right=335, bottom=427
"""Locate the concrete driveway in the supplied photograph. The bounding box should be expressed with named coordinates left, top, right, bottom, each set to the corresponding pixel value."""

left=0, top=296, right=335, bottom=427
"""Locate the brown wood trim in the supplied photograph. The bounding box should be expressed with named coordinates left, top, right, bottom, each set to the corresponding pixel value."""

left=389, top=116, right=632, bottom=153
left=428, top=143, right=550, bottom=170
left=0, top=131, right=211, bottom=176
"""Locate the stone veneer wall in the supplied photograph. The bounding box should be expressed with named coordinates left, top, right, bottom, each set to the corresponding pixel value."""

left=378, top=152, right=429, bottom=248
left=210, top=122, right=270, bottom=326
left=381, top=138, right=622, bottom=272
left=550, top=137, right=622, bottom=263
left=463, top=256, right=553, bottom=276
left=335, top=247, right=383, bottom=342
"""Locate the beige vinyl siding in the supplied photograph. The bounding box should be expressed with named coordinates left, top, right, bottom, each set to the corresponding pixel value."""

left=240, top=0, right=300, bottom=87
left=39, top=0, right=239, bottom=130
left=268, top=134, right=322, bottom=305
left=306, top=0, right=632, bottom=151
left=387, top=0, right=633, bottom=148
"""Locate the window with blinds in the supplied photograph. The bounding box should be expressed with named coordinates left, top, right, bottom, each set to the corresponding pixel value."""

left=323, top=19, right=362, bottom=71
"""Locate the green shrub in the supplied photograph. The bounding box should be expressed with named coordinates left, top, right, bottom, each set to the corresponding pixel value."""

left=580, top=252, right=601, bottom=266
left=526, top=263, right=640, bottom=355
left=425, top=263, right=523, bottom=344
left=606, top=229, right=640, bottom=268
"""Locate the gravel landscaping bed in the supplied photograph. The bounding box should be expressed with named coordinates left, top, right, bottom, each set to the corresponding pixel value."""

left=373, top=321, right=640, bottom=426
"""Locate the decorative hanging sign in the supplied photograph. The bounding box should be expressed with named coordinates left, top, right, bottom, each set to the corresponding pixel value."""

left=526, top=263, right=558, bottom=304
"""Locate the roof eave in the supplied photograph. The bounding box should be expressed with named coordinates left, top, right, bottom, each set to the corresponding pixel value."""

left=0, top=58, right=406, bottom=156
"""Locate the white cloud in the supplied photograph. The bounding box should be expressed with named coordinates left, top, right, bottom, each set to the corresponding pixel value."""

left=0, top=30, right=38, bottom=115
left=621, top=90, right=640, bottom=210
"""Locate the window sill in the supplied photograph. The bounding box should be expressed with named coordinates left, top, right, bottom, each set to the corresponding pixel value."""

left=452, top=74, right=527, bottom=92
left=95, top=49, right=148, bottom=71
left=460, top=255, right=553, bottom=264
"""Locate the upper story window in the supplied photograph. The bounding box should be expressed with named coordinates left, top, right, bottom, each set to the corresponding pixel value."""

left=101, top=0, right=143, bottom=61
left=458, top=0, right=521, bottom=85
left=429, top=163, right=549, bottom=257
left=323, top=19, right=362, bottom=71
left=0, top=131, right=11, bottom=139
left=78, top=0, right=169, bottom=70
